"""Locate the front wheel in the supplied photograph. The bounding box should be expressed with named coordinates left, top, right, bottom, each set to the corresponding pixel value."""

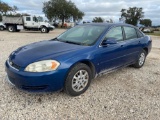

left=41, top=27, right=48, bottom=33
left=133, top=50, right=146, bottom=68
left=64, top=63, right=92, bottom=96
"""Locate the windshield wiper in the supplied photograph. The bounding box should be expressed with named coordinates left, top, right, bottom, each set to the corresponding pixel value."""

left=52, top=38, right=60, bottom=41
left=63, top=41, right=82, bottom=45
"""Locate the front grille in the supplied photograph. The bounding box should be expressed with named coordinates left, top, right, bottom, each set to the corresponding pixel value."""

left=8, top=59, right=21, bottom=70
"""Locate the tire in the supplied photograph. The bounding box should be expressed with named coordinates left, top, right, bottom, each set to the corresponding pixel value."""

left=0, top=26, right=4, bottom=31
left=47, top=30, right=50, bottom=33
left=64, top=63, right=92, bottom=96
left=41, top=27, right=47, bottom=33
left=8, top=26, right=15, bottom=32
left=133, top=50, right=146, bottom=68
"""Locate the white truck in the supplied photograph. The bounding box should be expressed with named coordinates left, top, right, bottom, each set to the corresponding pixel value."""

left=0, top=22, right=6, bottom=31
left=2, top=16, right=55, bottom=33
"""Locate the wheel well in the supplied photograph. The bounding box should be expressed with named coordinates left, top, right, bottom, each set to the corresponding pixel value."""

left=79, top=60, right=96, bottom=79
left=40, top=25, right=46, bottom=28
left=143, top=47, right=148, bottom=55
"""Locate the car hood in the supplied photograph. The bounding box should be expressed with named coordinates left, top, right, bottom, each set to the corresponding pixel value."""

left=10, top=40, right=88, bottom=67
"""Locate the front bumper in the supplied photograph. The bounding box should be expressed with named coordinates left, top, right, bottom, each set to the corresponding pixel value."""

left=5, top=61, right=67, bottom=92
left=48, top=26, right=55, bottom=31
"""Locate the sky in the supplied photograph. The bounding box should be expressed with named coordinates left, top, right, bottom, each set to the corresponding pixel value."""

left=4, top=0, right=160, bottom=25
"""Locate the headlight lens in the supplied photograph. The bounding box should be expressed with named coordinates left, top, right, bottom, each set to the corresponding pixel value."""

left=25, top=60, right=60, bottom=72
left=48, top=24, right=51, bottom=27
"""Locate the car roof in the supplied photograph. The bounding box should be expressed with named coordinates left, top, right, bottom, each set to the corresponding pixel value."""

left=79, top=23, right=136, bottom=28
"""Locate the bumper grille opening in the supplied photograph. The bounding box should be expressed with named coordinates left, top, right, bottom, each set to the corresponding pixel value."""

left=9, top=59, right=21, bottom=70
left=22, top=85, right=48, bottom=91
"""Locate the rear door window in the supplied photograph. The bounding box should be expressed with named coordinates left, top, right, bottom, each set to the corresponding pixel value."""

left=123, top=27, right=138, bottom=40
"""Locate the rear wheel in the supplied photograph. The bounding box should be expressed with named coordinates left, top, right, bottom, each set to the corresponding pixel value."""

left=41, top=27, right=48, bottom=33
left=8, top=26, right=15, bottom=32
left=133, top=50, right=146, bottom=68
left=65, top=63, right=92, bottom=96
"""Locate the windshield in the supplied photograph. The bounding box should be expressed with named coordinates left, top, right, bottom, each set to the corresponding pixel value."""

left=57, top=25, right=106, bottom=46
left=37, top=17, right=44, bottom=22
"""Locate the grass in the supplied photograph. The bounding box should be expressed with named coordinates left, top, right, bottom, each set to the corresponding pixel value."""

left=145, top=31, right=160, bottom=36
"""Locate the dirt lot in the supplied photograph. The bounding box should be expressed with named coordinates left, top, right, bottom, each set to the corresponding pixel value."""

left=0, top=30, right=160, bottom=120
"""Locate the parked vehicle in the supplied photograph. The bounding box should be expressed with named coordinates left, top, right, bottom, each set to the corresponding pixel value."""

left=143, top=28, right=152, bottom=33
left=2, top=16, right=55, bottom=33
left=0, top=22, right=6, bottom=31
left=51, top=18, right=75, bottom=28
left=58, top=22, right=75, bottom=28
left=5, top=23, right=152, bottom=96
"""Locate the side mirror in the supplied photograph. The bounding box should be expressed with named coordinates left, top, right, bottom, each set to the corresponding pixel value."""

left=102, top=38, right=117, bottom=46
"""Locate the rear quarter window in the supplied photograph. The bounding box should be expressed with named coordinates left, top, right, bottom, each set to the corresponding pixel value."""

left=124, top=26, right=138, bottom=40
left=137, top=30, right=144, bottom=38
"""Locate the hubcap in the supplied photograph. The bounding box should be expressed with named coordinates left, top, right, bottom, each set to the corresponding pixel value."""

left=9, top=27, right=13, bottom=31
left=42, top=28, right=46, bottom=32
left=72, top=70, right=89, bottom=92
left=139, top=53, right=145, bottom=66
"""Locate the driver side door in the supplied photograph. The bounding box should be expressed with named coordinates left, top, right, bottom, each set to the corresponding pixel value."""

left=96, top=26, right=127, bottom=73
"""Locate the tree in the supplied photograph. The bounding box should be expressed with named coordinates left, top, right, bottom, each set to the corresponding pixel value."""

left=0, top=0, right=18, bottom=15
left=140, top=19, right=152, bottom=27
left=106, top=18, right=114, bottom=23
left=12, top=5, right=18, bottom=13
left=43, top=0, right=84, bottom=27
left=0, top=1, right=12, bottom=15
left=121, top=7, right=144, bottom=26
left=92, top=17, right=104, bottom=23
left=72, top=6, right=84, bottom=22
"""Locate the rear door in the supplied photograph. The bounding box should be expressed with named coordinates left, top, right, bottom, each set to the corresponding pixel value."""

left=122, top=26, right=142, bottom=64
left=24, top=16, right=39, bottom=28
left=24, top=16, right=32, bottom=27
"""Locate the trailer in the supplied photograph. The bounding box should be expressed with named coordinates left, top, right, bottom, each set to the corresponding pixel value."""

left=2, top=16, right=55, bottom=33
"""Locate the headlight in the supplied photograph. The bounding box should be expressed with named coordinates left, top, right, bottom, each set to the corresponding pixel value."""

left=25, top=60, right=60, bottom=72
left=48, top=24, right=51, bottom=27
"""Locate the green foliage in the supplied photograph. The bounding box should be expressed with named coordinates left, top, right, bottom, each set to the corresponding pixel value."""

left=43, top=0, right=84, bottom=26
left=146, top=32, right=160, bottom=36
left=92, top=17, right=104, bottom=23
left=72, top=6, right=84, bottom=22
left=3, top=13, right=30, bottom=17
left=121, top=7, right=144, bottom=26
left=140, top=19, right=152, bottom=27
left=0, top=0, right=18, bottom=15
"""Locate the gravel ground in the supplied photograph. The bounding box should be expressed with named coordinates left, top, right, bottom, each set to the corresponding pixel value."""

left=0, top=30, right=160, bottom=120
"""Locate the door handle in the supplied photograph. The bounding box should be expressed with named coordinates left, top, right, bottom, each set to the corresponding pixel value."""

left=138, top=41, right=141, bottom=44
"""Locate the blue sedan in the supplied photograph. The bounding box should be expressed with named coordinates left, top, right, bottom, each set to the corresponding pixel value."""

left=5, top=23, right=152, bottom=96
